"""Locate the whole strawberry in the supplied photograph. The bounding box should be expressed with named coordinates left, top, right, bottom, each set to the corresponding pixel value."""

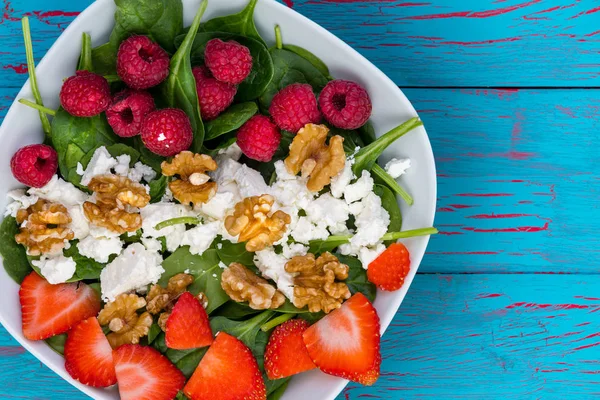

left=269, top=83, right=321, bottom=133
left=237, top=115, right=281, bottom=162
left=319, top=80, right=372, bottom=130
left=367, top=243, right=411, bottom=291
left=59, top=71, right=110, bottom=117
left=106, top=89, right=155, bottom=137
left=192, top=66, right=237, bottom=121
left=117, top=35, right=170, bottom=89
left=141, top=108, right=193, bottom=157
left=204, top=39, right=253, bottom=85
left=10, top=144, right=58, bottom=188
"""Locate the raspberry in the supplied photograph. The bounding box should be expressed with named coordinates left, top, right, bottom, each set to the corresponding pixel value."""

left=192, top=66, right=237, bottom=121
left=10, top=144, right=58, bottom=188
left=106, top=89, right=155, bottom=137
left=59, top=71, right=110, bottom=117
left=117, top=35, right=170, bottom=90
left=237, top=115, right=281, bottom=162
left=204, top=39, right=253, bottom=85
left=269, top=83, right=321, bottom=133
left=366, top=243, right=411, bottom=291
left=319, top=80, right=372, bottom=130
left=141, top=109, right=193, bottom=157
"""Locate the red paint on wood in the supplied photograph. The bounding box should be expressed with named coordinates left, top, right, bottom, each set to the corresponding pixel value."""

left=0, top=347, right=25, bottom=356
left=505, top=302, right=591, bottom=310
left=438, top=207, right=455, bottom=212
left=477, top=293, right=504, bottom=299
left=440, top=37, right=522, bottom=46
left=462, top=222, right=549, bottom=233
left=449, top=204, right=477, bottom=209
left=455, top=193, right=513, bottom=197
left=438, top=231, right=464, bottom=236
left=428, top=251, right=500, bottom=255
left=282, top=0, right=294, bottom=7
left=401, top=1, right=540, bottom=20
left=573, top=342, right=600, bottom=351
left=32, top=10, right=80, bottom=18
left=465, top=151, right=536, bottom=160
left=575, top=296, right=600, bottom=301
left=466, top=213, right=540, bottom=219
left=2, top=63, right=27, bottom=73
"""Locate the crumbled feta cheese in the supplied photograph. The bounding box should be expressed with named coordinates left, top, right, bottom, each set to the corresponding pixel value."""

left=270, top=173, right=314, bottom=210
left=76, top=162, right=84, bottom=176
left=290, top=217, right=329, bottom=244
left=162, top=187, right=174, bottom=202
left=4, top=189, right=38, bottom=217
left=344, top=170, right=374, bottom=204
left=358, top=243, right=386, bottom=269
left=200, top=192, right=235, bottom=220
left=273, top=160, right=296, bottom=181
left=28, top=175, right=87, bottom=206
left=130, top=162, right=157, bottom=183
left=77, top=235, right=123, bottom=263
left=140, top=203, right=195, bottom=252
left=234, top=164, right=269, bottom=198
left=384, top=158, right=411, bottom=179
left=181, top=221, right=220, bottom=256
left=67, top=204, right=90, bottom=240
left=80, top=147, right=118, bottom=186
left=254, top=249, right=295, bottom=301
left=216, top=242, right=223, bottom=250
left=114, top=154, right=131, bottom=177
left=217, top=142, right=243, bottom=161
left=218, top=262, right=227, bottom=269
left=32, top=254, right=77, bottom=284
left=210, top=158, right=241, bottom=187
left=89, top=225, right=121, bottom=239
left=100, top=243, right=164, bottom=302
left=351, top=192, right=390, bottom=248
left=330, top=158, right=355, bottom=198
left=306, top=193, right=349, bottom=231
left=281, top=242, right=309, bottom=259
left=141, top=237, right=163, bottom=253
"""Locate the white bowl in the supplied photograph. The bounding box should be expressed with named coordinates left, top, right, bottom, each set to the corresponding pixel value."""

left=0, top=0, right=436, bottom=399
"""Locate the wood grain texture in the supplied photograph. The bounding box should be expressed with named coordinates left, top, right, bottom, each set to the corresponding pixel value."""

left=1, top=275, right=600, bottom=399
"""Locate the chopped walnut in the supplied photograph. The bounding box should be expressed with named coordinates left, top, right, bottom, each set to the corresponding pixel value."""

left=224, top=195, right=291, bottom=252
left=284, top=124, right=346, bottom=192
left=161, top=151, right=218, bottom=206
left=221, top=263, right=285, bottom=310
left=158, top=312, right=170, bottom=332
left=285, top=252, right=351, bottom=314
left=15, top=200, right=74, bottom=256
left=84, top=175, right=150, bottom=234
left=97, top=293, right=153, bottom=349
left=146, top=273, right=194, bottom=332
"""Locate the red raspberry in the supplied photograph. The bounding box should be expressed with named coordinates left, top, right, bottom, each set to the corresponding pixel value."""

left=192, top=66, right=237, bottom=121
left=106, top=89, right=155, bottom=137
left=141, top=109, right=193, bottom=157
left=269, top=83, right=321, bottom=133
left=117, top=35, right=170, bottom=90
left=59, top=71, right=110, bottom=117
left=237, top=115, right=281, bottom=162
left=204, top=39, right=253, bottom=85
left=10, top=144, right=58, bottom=188
left=319, top=80, right=372, bottom=130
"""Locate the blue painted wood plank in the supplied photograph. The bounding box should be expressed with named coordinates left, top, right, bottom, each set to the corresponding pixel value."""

left=1, top=274, right=600, bottom=399
left=0, top=0, right=599, bottom=87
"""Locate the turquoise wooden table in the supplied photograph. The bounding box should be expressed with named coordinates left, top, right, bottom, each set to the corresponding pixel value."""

left=1, top=0, right=599, bottom=398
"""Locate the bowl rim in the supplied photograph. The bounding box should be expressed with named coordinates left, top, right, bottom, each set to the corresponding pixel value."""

left=0, top=0, right=437, bottom=399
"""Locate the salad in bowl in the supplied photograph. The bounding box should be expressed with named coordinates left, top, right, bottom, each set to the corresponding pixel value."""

left=0, top=0, right=437, bottom=399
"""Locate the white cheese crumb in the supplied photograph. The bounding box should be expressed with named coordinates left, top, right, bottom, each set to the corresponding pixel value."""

left=290, top=217, right=329, bottom=244
left=384, top=158, right=411, bottom=179
left=141, top=237, right=163, bottom=253
left=306, top=193, right=349, bottom=232
left=218, top=262, right=228, bottom=269
left=216, top=243, right=223, bottom=250
left=28, top=175, right=87, bottom=206
left=114, top=154, right=131, bottom=177
left=351, top=192, right=390, bottom=248
left=131, top=162, right=157, bottom=183
left=67, top=204, right=90, bottom=240
left=32, top=254, right=76, bottom=284
left=234, top=164, right=269, bottom=198
left=254, top=248, right=296, bottom=301
left=358, top=244, right=386, bottom=269
left=330, top=158, right=355, bottom=198
left=77, top=235, right=123, bottom=263
left=181, top=221, right=220, bottom=256
left=281, top=243, right=309, bottom=259
left=140, top=203, right=195, bottom=252
left=4, top=189, right=38, bottom=217
left=200, top=192, right=235, bottom=220
left=76, top=162, right=84, bottom=176
left=344, top=170, right=374, bottom=204
left=217, top=142, right=243, bottom=161
left=80, top=147, right=118, bottom=186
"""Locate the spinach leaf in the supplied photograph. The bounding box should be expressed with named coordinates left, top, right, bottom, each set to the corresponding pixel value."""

left=45, top=334, right=67, bottom=355
left=105, top=143, right=140, bottom=163
left=210, top=311, right=274, bottom=350
left=0, top=216, right=32, bottom=284
left=51, top=108, right=118, bottom=185
left=175, top=392, right=188, bottom=400
left=268, top=379, right=290, bottom=400
left=62, top=244, right=106, bottom=281
left=336, top=254, right=376, bottom=302
left=372, top=164, right=413, bottom=206
left=181, top=31, right=273, bottom=102
left=212, top=301, right=261, bottom=320
left=77, top=32, right=93, bottom=72
left=173, top=348, right=207, bottom=378
left=282, top=44, right=330, bottom=78
left=91, top=42, right=116, bottom=76
left=308, top=236, right=348, bottom=254
left=202, top=134, right=237, bottom=157
left=216, top=240, right=254, bottom=267
left=259, top=49, right=329, bottom=112
left=152, top=332, right=168, bottom=354
left=160, top=1, right=207, bottom=152
left=121, top=229, right=141, bottom=244
left=200, top=0, right=265, bottom=45
left=149, top=175, right=168, bottom=203
left=160, top=247, right=228, bottom=313
left=353, top=117, right=422, bottom=175
left=205, top=102, right=258, bottom=140
left=373, top=184, right=402, bottom=246
left=147, top=323, right=161, bottom=345
left=328, top=125, right=364, bottom=153
left=359, top=121, right=377, bottom=145
left=134, top=136, right=165, bottom=172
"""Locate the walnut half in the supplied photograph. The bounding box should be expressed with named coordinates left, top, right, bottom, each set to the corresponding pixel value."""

left=221, top=263, right=285, bottom=310
left=224, top=194, right=291, bottom=252
left=161, top=151, right=218, bottom=206
left=146, top=273, right=194, bottom=332
left=285, top=252, right=351, bottom=314
left=15, top=200, right=74, bottom=256
left=284, top=124, right=346, bottom=192
left=97, top=293, right=153, bottom=349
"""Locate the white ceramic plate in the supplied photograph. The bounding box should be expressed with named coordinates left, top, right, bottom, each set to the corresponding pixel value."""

left=0, top=0, right=436, bottom=399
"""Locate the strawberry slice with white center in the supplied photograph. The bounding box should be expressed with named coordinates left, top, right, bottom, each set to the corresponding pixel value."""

left=302, top=293, right=381, bottom=385
left=64, top=317, right=116, bottom=387
left=113, top=344, right=186, bottom=400
left=19, top=272, right=101, bottom=340
left=165, top=291, right=213, bottom=350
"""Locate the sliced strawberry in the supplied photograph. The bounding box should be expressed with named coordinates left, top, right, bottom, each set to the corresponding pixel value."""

left=265, top=319, right=316, bottom=379
left=303, top=293, right=381, bottom=385
left=184, top=332, right=266, bottom=400
left=113, top=344, right=185, bottom=400
left=165, top=291, right=213, bottom=350
left=367, top=242, right=411, bottom=291
left=64, top=317, right=116, bottom=387
left=19, top=272, right=101, bottom=340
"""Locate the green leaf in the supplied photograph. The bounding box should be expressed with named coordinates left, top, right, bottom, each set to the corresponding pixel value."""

left=336, top=254, right=376, bottom=302
left=152, top=332, right=168, bottom=353
left=61, top=243, right=106, bottom=281
left=161, top=1, right=207, bottom=152
left=352, top=117, right=423, bottom=174
left=134, top=136, right=165, bottom=172
left=160, top=247, right=228, bottom=313
left=212, top=301, right=261, bottom=320
left=45, top=334, right=68, bottom=355
left=308, top=236, right=348, bottom=254
left=372, top=163, right=413, bottom=206
left=358, top=121, right=377, bottom=145
left=209, top=311, right=274, bottom=350
left=173, top=348, right=207, bottom=378
left=205, top=102, right=258, bottom=140
left=259, top=49, right=329, bottom=112
left=174, top=392, right=188, bottom=400
left=105, top=143, right=140, bottom=164
left=328, top=125, right=365, bottom=154
left=147, top=323, right=161, bottom=344
left=215, top=240, right=254, bottom=267
left=91, top=42, right=116, bottom=76
left=202, top=134, right=237, bottom=157
left=373, top=184, right=403, bottom=246
left=282, top=44, right=330, bottom=78
left=149, top=175, right=168, bottom=203
left=200, top=0, right=265, bottom=45
left=0, top=216, right=32, bottom=284
left=77, top=32, right=94, bottom=72
left=268, top=378, right=290, bottom=400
